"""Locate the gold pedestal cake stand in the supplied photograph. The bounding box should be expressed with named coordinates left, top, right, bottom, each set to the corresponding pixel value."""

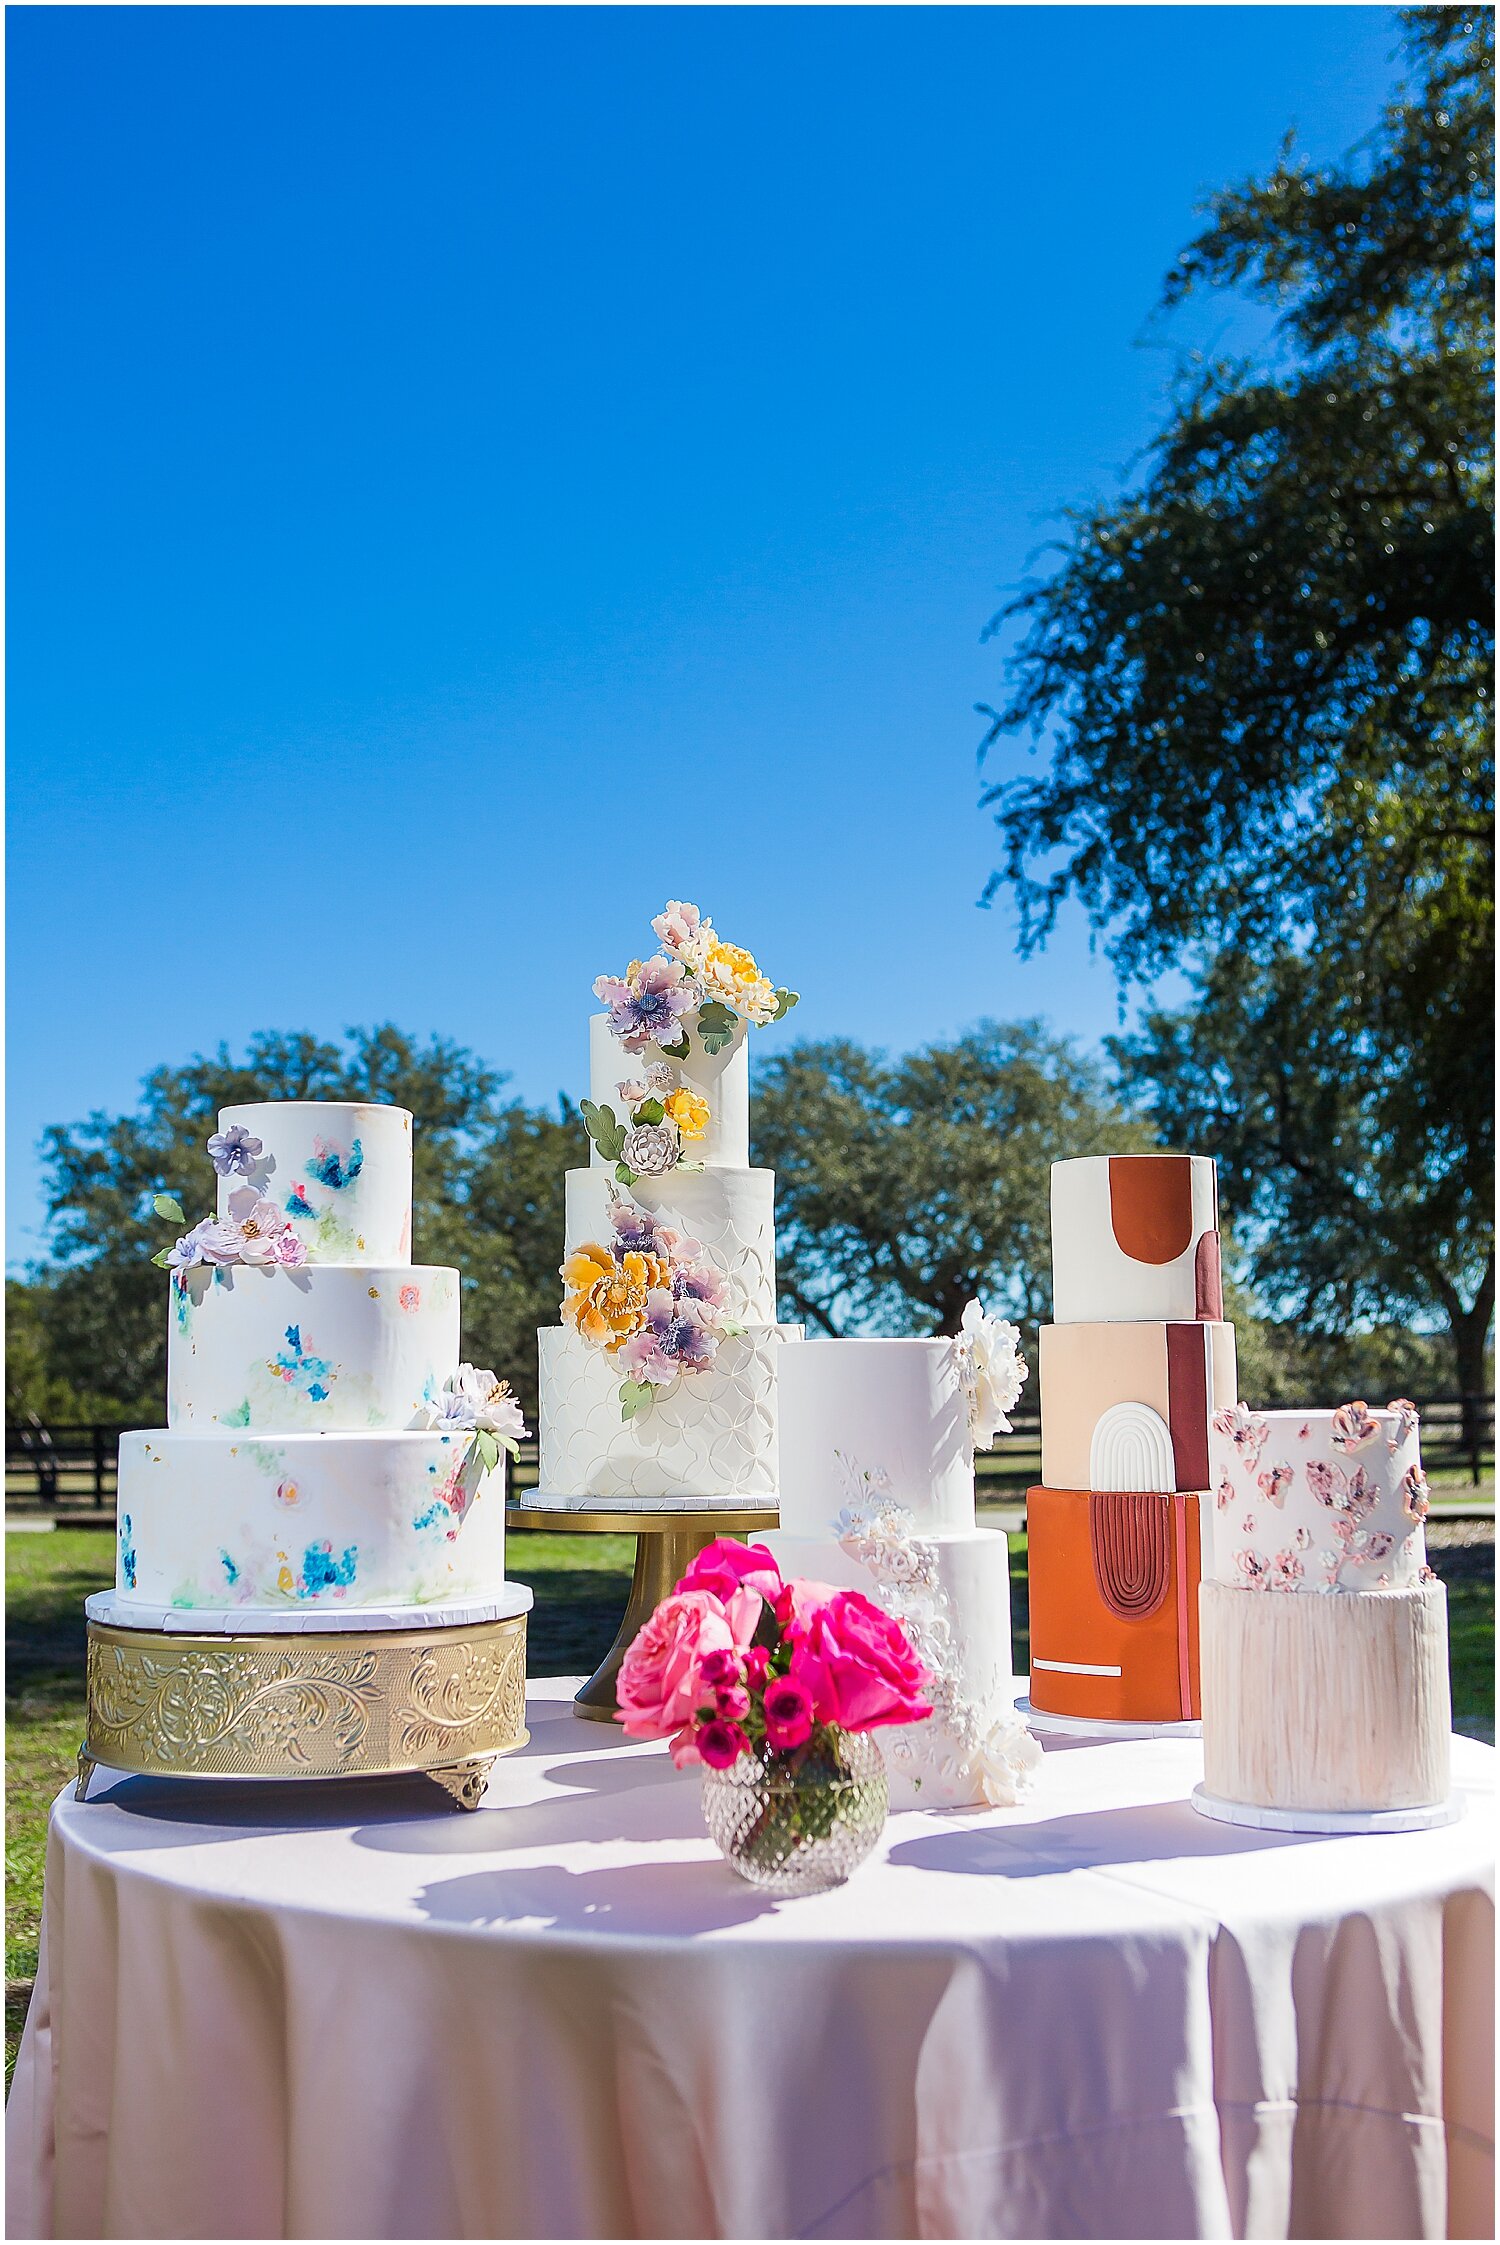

left=78, top=1588, right=533, bottom=1810
left=509, top=1498, right=777, bottom=1719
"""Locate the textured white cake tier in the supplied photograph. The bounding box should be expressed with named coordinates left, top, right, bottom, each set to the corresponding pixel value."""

left=537, top=1324, right=799, bottom=1501
left=214, top=1101, right=413, bottom=1265
left=1051, top=1153, right=1218, bottom=1324
left=115, top=1428, right=506, bottom=1610
left=1207, top=1404, right=1428, bottom=1592
left=588, top=1013, right=749, bottom=1169
left=166, top=1263, right=459, bottom=1431
left=1200, top=1579, right=1450, bottom=1810
left=777, top=1337, right=976, bottom=1536
left=765, top=1528, right=1016, bottom=1810
left=563, top=1168, right=776, bottom=1322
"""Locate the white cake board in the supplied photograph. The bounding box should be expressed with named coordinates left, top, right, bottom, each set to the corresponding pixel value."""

left=519, top=1489, right=779, bottom=1517
left=1016, top=1696, right=1202, bottom=1742
left=1191, top=1784, right=1464, bottom=1836
left=86, top=1586, right=534, bottom=1636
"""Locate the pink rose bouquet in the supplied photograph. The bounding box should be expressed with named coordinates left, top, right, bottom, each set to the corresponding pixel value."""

left=616, top=1537, right=933, bottom=1776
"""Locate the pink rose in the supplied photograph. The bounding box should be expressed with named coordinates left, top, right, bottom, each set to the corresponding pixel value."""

left=763, top=1673, right=814, bottom=1751
left=716, top=1683, right=751, bottom=1721
left=677, top=1537, right=782, bottom=1607
left=696, top=1718, right=748, bottom=1769
left=788, top=1590, right=933, bottom=1733
left=743, top=1646, right=771, bottom=1689
left=616, top=1591, right=736, bottom=1742
left=697, top=1646, right=740, bottom=1688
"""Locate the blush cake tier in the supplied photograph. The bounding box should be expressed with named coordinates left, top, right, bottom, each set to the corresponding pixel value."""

left=116, top=1100, right=517, bottom=1614
left=537, top=919, right=803, bottom=1507
left=768, top=1334, right=1033, bottom=1809
left=1039, top=1320, right=1236, bottom=1499
left=1199, top=1400, right=1449, bottom=1819
left=1028, top=1151, right=1228, bottom=1727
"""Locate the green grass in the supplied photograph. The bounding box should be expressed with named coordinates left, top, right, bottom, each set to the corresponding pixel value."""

left=7, top=1521, right=1493, bottom=2095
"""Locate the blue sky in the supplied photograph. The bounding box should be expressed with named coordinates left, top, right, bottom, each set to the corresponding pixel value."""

left=7, top=4, right=1403, bottom=1267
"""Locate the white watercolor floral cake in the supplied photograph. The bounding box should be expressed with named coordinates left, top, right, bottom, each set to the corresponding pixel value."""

left=114, top=1102, right=525, bottom=1611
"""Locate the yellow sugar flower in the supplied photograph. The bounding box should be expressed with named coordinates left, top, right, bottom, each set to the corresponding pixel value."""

left=665, top=1087, right=710, bottom=1140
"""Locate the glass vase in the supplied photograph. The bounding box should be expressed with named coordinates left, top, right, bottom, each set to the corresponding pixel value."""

left=700, top=1727, right=888, bottom=1894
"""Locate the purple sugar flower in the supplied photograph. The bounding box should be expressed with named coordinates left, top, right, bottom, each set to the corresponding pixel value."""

left=609, top=1199, right=663, bottom=1253
left=595, top=956, right=696, bottom=1054
left=206, top=1124, right=264, bottom=1178
left=674, top=1257, right=728, bottom=1311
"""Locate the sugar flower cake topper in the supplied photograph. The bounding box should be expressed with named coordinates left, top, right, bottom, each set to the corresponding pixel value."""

left=560, top=1191, right=743, bottom=1420
left=594, top=899, right=799, bottom=1059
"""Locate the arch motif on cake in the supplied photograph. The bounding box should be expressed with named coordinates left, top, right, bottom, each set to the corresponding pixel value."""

left=1088, top=1490, right=1172, bottom=1620
left=1089, top=1401, right=1175, bottom=1495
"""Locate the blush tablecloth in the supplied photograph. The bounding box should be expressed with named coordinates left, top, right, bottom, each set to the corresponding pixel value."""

left=7, top=1678, right=1494, bottom=2242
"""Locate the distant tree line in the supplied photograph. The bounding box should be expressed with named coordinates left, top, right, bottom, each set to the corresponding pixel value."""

left=4, top=1017, right=1478, bottom=1435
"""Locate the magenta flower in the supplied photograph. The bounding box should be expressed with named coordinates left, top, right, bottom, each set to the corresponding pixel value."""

left=763, top=1674, right=814, bottom=1751
left=788, top=1590, right=933, bottom=1733
left=677, top=1536, right=783, bottom=1606
left=696, top=1645, right=741, bottom=1688
left=716, top=1683, right=751, bottom=1721
left=696, top=1718, right=748, bottom=1770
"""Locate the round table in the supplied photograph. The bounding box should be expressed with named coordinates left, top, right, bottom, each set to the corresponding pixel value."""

left=7, top=1680, right=1494, bottom=2242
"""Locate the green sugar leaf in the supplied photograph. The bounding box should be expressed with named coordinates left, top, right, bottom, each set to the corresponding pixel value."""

left=153, top=1193, right=186, bottom=1224
left=615, top=1161, right=636, bottom=1185
left=772, top=987, right=800, bottom=1019
left=635, top=1098, right=665, bottom=1125
left=150, top=1248, right=173, bottom=1269
left=473, top=1429, right=500, bottom=1473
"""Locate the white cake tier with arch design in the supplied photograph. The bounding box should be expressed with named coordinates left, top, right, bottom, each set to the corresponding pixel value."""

left=214, top=1101, right=414, bottom=1265
left=1207, top=1402, right=1430, bottom=1593
left=167, top=1262, right=460, bottom=1431
left=537, top=1325, right=798, bottom=1501
left=114, top=1428, right=508, bottom=1612
left=562, top=1167, right=776, bottom=1324
left=587, top=1012, right=749, bottom=1170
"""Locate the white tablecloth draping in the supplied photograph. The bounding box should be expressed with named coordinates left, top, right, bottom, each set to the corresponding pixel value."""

left=7, top=1679, right=1494, bottom=2243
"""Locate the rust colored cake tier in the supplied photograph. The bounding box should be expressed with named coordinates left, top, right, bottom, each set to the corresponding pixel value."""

left=1026, top=1486, right=1202, bottom=1723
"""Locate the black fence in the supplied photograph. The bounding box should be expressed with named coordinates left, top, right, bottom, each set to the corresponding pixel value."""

left=5, top=1395, right=1490, bottom=1512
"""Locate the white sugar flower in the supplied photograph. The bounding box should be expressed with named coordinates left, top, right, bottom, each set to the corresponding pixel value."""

left=958, top=1299, right=1028, bottom=1448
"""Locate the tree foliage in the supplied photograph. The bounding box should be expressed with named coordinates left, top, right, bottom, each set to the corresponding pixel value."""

left=752, top=1022, right=1151, bottom=1339
left=981, top=7, right=1493, bottom=1386
left=18, top=1028, right=585, bottom=1423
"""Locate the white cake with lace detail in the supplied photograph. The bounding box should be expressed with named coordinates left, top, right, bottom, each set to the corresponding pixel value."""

left=114, top=1102, right=527, bottom=1613
left=535, top=903, right=803, bottom=1508
left=1198, top=1397, right=1452, bottom=1820
left=767, top=1316, right=1040, bottom=1809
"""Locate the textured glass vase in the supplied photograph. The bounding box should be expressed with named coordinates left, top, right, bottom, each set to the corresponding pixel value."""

left=701, top=1728, right=888, bottom=1894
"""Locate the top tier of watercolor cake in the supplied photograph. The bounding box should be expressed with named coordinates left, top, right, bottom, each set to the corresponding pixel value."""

left=112, top=1101, right=523, bottom=1613
left=535, top=901, right=804, bottom=1506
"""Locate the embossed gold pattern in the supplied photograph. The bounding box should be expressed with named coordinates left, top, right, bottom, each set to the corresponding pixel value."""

left=83, top=1616, right=528, bottom=1791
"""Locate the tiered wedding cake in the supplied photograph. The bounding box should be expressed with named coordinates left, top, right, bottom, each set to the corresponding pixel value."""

left=1026, top=1152, right=1237, bottom=1727
left=114, top=1101, right=524, bottom=1613
left=767, top=1315, right=1040, bottom=1807
left=536, top=903, right=802, bottom=1506
left=1200, top=1400, right=1451, bottom=1819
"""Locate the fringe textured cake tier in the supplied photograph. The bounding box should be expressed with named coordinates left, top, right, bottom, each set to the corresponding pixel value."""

left=768, top=1327, right=1038, bottom=1809
left=1194, top=1399, right=1453, bottom=1826
left=536, top=902, right=803, bottom=1508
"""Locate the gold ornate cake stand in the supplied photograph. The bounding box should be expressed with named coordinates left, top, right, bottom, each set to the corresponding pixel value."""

left=508, top=1501, right=777, bottom=1720
left=78, top=1596, right=531, bottom=1810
